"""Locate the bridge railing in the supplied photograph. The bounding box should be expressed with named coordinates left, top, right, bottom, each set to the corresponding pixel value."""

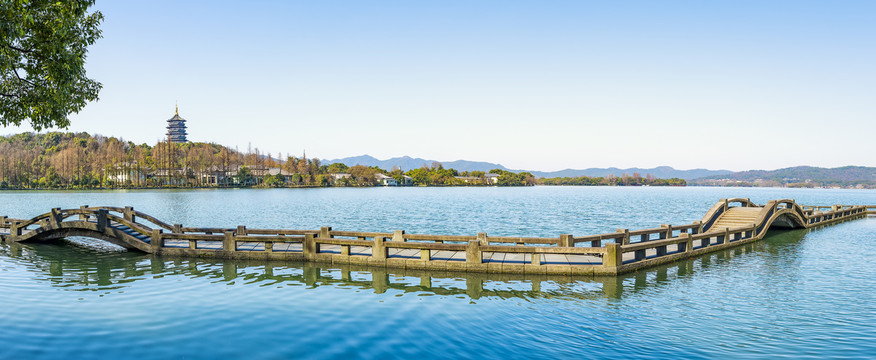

left=309, top=233, right=607, bottom=267
left=617, top=224, right=757, bottom=266
left=311, top=229, right=605, bottom=267
left=2, top=202, right=870, bottom=275
left=802, top=204, right=868, bottom=227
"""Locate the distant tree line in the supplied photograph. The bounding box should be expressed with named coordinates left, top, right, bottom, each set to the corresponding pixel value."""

left=537, top=173, right=686, bottom=186
left=0, top=132, right=538, bottom=189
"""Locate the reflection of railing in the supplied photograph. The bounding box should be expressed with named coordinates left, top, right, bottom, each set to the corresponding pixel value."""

left=0, top=228, right=812, bottom=301
left=0, top=200, right=870, bottom=276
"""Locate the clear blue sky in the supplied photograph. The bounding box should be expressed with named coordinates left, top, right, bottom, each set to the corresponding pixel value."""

left=5, top=0, right=875, bottom=171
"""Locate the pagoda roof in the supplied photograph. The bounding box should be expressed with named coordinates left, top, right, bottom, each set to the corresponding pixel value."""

left=167, top=104, right=187, bottom=122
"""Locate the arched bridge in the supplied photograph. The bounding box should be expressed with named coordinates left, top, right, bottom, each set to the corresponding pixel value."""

left=1, top=201, right=873, bottom=276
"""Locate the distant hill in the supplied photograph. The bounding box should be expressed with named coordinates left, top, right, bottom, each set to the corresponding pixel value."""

left=322, top=155, right=731, bottom=180
left=691, top=166, right=876, bottom=187
left=528, top=166, right=731, bottom=180
left=322, top=155, right=514, bottom=173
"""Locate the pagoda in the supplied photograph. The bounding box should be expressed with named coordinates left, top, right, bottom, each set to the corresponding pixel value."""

left=166, top=104, right=188, bottom=143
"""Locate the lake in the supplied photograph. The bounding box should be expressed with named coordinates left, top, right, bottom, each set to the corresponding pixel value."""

left=1, top=186, right=874, bottom=359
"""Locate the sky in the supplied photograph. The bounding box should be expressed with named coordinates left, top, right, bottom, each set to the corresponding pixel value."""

left=4, top=0, right=875, bottom=172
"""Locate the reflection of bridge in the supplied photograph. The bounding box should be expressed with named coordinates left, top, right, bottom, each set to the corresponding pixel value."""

left=1, top=200, right=873, bottom=276
left=0, top=237, right=797, bottom=300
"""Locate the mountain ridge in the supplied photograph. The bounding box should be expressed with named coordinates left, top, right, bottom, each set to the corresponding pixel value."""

left=322, top=154, right=732, bottom=180
left=691, top=165, right=876, bottom=187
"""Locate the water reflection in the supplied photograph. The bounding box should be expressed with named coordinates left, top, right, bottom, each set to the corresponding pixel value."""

left=0, top=227, right=815, bottom=300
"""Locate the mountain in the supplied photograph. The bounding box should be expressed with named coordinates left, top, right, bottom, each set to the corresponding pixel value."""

left=322, top=155, right=731, bottom=180
left=527, top=166, right=731, bottom=180
left=691, top=166, right=876, bottom=186
left=322, top=155, right=513, bottom=173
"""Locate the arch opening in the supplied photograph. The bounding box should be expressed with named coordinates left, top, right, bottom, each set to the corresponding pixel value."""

left=767, top=213, right=806, bottom=230
left=18, top=228, right=148, bottom=252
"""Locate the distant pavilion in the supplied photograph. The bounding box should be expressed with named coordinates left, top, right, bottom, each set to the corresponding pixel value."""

left=166, top=105, right=188, bottom=143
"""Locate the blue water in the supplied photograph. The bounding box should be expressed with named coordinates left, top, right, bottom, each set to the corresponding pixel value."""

left=1, top=187, right=874, bottom=359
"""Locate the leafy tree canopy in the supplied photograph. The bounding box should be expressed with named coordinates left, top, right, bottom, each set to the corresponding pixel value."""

left=1, top=0, right=103, bottom=130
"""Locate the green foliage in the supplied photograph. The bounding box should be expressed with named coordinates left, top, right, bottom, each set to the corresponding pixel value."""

left=1, top=0, right=104, bottom=130
left=487, top=169, right=535, bottom=186
left=538, top=173, right=686, bottom=187
left=326, top=162, right=349, bottom=174
left=236, top=166, right=252, bottom=185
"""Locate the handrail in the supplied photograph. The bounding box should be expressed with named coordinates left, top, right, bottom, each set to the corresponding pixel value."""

left=726, top=198, right=758, bottom=207
left=131, top=210, right=174, bottom=232
left=104, top=213, right=153, bottom=237
left=699, top=200, right=727, bottom=232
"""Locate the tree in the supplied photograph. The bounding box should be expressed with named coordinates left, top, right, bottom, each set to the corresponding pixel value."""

left=1, top=1, right=103, bottom=130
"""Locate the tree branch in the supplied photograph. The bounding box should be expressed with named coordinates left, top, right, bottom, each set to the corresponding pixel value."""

left=5, top=44, right=33, bottom=54
left=12, top=68, right=35, bottom=86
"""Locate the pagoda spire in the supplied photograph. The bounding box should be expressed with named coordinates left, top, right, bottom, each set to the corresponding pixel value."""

left=175, top=102, right=179, bottom=115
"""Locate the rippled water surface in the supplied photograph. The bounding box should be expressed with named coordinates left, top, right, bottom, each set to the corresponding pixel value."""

left=1, top=187, right=875, bottom=359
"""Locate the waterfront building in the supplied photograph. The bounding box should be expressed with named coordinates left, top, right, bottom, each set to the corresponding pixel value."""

left=375, top=173, right=398, bottom=186
left=166, top=105, right=188, bottom=143
left=104, top=162, right=147, bottom=185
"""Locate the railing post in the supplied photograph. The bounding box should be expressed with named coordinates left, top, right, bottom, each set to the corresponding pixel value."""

left=124, top=206, right=135, bottom=222
left=12, top=221, right=21, bottom=236
left=237, top=225, right=246, bottom=236
left=372, top=236, right=386, bottom=260
left=50, top=208, right=61, bottom=227
left=693, top=221, right=702, bottom=234
left=79, top=205, right=89, bottom=221
left=96, top=209, right=108, bottom=232
left=477, top=232, right=488, bottom=245
left=531, top=251, right=542, bottom=265
left=615, top=229, right=630, bottom=245
left=420, top=249, right=430, bottom=261
left=660, top=224, right=673, bottom=239
left=466, top=240, right=481, bottom=263
left=392, top=230, right=405, bottom=242
left=303, top=233, right=316, bottom=259
left=724, top=227, right=730, bottom=243
left=604, top=243, right=622, bottom=268
left=151, top=229, right=163, bottom=251
left=682, top=233, right=692, bottom=252
left=174, top=224, right=182, bottom=233
left=223, top=231, right=235, bottom=252
left=319, top=226, right=332, bottom=239
left=559, top=234, right=573, bottom=247
left=265, top=241, right=273, bottom=253
left=722, top=199, right=729, bottom=212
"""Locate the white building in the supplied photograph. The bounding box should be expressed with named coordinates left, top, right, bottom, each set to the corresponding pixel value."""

left=375, top=173, right=398, bottom=186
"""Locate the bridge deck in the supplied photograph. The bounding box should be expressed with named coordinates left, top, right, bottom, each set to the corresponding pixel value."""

left=1, top=200, right=872, bottom=276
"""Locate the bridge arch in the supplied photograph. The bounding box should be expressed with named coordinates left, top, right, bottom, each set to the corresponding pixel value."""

left=4, top=208, right=155, bottom=253
left=18, top=226, right=150, bottom=251
left=762, top=209, right=807, bottom=230
left=751, top=200, right=810, bottom=236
